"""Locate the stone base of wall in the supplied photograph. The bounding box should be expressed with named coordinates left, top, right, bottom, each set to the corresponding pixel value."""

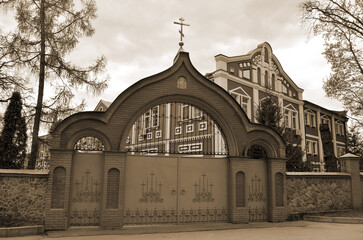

left=0, top=225, right=44, bottom=237
left=0, top=170, right=49, bottom=228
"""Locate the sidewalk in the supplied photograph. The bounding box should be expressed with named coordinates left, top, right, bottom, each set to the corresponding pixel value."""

left=46, top=221, right=307, bottom=238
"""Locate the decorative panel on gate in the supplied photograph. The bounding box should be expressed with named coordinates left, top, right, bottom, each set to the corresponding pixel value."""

left=70, top=152, right=103, bottom=226
left=178, top=157, right=228, bottom=223
left=247, top=159, right=268, bottom=222
left=124, top=155, right=178, bottom=225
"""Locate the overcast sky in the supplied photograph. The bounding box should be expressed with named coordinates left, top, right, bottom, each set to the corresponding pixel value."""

left=0, top=0, right=344, bottom=113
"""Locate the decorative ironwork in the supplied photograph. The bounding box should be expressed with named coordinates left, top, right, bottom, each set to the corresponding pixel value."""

left=125, top=102, right=228, bottom=156
left=247, top=144, right=267, bottom=159
left=72, top=169, right=100, bottom=203
left=140, top=171, right=163, bottom=203
left=252, top=54, right=261, bottom=66
left=193, top=173, right=214, bottom=202
left=74, top=136, right=104, bottom=151
left=248, top=206, right=267, bottom=222
left=70, top=208, right=99, bottom=226
left=123, top=207, right=227, bottom=225
left=248, top=174, right=265, bottom=202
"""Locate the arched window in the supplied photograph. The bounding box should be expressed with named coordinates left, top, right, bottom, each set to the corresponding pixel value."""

left=51, top=167, right=66, bottom=208
left=264, top=70, right=268, bottom=87
left=275, top=172, right=284, bottom=207
left=271, top=74, right=275, bottom=90
left=106, top=168, right=120, bottom=209
left=264, top=47, right=269, bottom=63
left=236, top=171, right=245, bottom=207
left=257, top=68, right=261, bottom=85
left=74, top=136, right=105, bottom=151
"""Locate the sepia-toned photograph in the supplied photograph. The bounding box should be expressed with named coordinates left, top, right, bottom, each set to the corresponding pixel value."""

left=0, top=0, right=362, bottom=239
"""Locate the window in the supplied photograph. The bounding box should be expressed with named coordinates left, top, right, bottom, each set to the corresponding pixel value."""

left=271, top=74, right=275, bottom=90
left=264, top=70, right=268, bottom=87
left=284, top=104, right=298, bottom=129
left=180, top=104, right=202, bottom=121
left=230, top=87, right=251, bottom=115
left=257, top=67, right=261, bottom=85
left=337, top=146, right=345, bottom=157
left=321, top=115, right=331, bottom=131
left=304, top=109, right=316, bottom=127
left=306, top=140, right=318, bottom=155
left=143, top=106, right=159, bottom=129
left=335, top=121, right=344, bottom=135
left=264, top=47, right=269, bottom=63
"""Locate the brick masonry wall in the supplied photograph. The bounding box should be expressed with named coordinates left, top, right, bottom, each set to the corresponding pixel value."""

left=286, top=173, right=352, bottom=213
left=0, top=170, right=48, bottom=227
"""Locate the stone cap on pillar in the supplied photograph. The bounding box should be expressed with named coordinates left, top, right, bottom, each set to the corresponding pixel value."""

left=339, top=153, right=360, bottom=159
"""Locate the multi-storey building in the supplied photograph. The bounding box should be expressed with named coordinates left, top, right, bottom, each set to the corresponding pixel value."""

left=95, top=42, right=347, bottom=171
left=207, top=42, right=347, bottom=171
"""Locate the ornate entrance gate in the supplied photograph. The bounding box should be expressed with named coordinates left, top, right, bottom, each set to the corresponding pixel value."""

left=123, top=155, right=227, bottom=224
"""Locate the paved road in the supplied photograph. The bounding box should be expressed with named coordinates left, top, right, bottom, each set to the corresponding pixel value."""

left=7, top=222, right=363, bottom=240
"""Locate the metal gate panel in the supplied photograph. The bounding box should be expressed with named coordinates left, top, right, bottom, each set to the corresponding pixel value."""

left=247, top=159, right=268, bottom=222
left=123, top=155, right=178, bottom=224
left=70, top=152, right=103, bottom=226
left=178, top=157, right=228, bottom=223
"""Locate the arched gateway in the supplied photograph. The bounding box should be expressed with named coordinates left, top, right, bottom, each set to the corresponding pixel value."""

left=45, top=51, right=287, bottom=230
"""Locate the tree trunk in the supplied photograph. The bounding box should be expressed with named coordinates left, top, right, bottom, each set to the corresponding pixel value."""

left=28, top=0, right=46, bottom=169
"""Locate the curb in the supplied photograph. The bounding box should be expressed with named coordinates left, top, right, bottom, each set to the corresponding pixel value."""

left=304, top=216, right=363, bottom=224
left=0, top=225, right=44, bottom=237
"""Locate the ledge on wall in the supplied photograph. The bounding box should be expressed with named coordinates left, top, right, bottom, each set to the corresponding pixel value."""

left=0, top=225, right=44, bottom=237
left=0, top=169, right=49, bottom=176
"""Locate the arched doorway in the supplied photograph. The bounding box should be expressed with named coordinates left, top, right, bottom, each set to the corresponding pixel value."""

left=123, top=102, right=228, bottom=224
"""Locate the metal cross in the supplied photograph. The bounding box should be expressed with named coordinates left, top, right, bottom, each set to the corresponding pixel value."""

left=174, top=17, right=190, bottom=42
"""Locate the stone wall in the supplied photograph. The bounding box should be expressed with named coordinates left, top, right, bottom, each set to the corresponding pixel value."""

left=287, top=172, right=352, bottom=213
left=0, top=170, right=49, bottom=227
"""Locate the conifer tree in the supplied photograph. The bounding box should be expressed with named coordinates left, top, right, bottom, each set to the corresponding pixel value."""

left=0, top=0, right=109, bottom=169
left=255, top=94, right=311, bottom=171
left=0, top=92, right=27, bottom=169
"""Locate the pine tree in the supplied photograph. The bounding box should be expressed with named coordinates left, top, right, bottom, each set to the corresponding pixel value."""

left=0, top=92, right=27, bottom=169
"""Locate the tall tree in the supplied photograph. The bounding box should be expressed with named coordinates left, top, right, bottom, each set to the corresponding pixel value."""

left=0, top=0, right=109, bottom=169
left=255, top=94, right=311, bottom=171
left=300, top=0, right=363, bottom=127
left=0, top=92, right=27, bottom=169
left=347, top=124, right=363, bottom=170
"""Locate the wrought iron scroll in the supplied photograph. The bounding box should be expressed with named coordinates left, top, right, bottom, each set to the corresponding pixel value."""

left=248, top=174, right=265, bottom=202
left=193, top=173, right=214, bottom=202
left=140, top=172, right=163, bottom=203
left=72, top=169, right=100, bottom=203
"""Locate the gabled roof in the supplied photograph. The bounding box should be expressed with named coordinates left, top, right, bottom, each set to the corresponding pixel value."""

left=215, top=42, right=304, bottom=93
left=94, top=100, right=112, bottom=111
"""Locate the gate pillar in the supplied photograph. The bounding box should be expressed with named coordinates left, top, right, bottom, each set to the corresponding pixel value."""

left=45, top=149, right=73, bottom=230
left=267, top=158, right=287, bottom=222
left=228, top=156, right=249, bottom=223
left=100, top=151, right=126, bottom=228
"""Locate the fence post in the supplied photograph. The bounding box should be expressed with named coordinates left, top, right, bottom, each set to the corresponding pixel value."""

left=339, top=153, right=362, bottom=209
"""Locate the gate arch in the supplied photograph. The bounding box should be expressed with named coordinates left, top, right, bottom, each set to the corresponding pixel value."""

left=45, top=51, right=287, bottom=230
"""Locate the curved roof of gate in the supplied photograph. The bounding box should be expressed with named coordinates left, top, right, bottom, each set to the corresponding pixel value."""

left=51, top=50, right=286, bottom=158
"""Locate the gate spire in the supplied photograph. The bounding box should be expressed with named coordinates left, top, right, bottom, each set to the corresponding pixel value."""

left=174, top=17, right=190, bottom=51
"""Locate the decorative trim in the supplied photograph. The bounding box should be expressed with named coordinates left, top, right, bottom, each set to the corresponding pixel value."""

left=193, top=173, right=214, bottom=202
left=139, top=172, right=163, bottom=203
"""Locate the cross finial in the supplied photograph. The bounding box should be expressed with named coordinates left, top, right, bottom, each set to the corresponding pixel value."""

left=174, top=17, right=190, bottom=48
